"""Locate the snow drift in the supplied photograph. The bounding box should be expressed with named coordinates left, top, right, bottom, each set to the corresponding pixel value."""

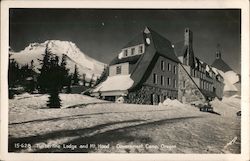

left=215, top=69, right=240, bottom=93
left=9, top=40, right=106, bottom=80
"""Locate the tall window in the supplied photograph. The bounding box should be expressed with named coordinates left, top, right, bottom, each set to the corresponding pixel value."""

left=174, top=65, right=177, bottom=74
left=131, top=48, right=135, bottom=55
left=161, top=75, right=164, bottom=85
left=173, top=79, right=177, bottom=88
left=139, top=45, right=143, bottom=53
left=116, top=66, right=121, bottom=75
left=183, top=80, right=186, bottom=88
left=153, top=73, right=158, bottom=84
left=124, top=50, right=128, bottom=57
left=168, top=63, right=171, bottom=71
left=161, top=61, right=165, bottom=71
left=167, top=78, right=171, bottom=86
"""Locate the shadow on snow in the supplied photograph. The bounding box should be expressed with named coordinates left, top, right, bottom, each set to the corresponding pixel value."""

left=9, top=116, right=202, bottom=153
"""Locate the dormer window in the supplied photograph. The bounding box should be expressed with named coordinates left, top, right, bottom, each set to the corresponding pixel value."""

left=139, top=45, right=143, bottom=53
left=124, top=50, right=128, bottom=57
left=131, top=48, right=135, bottom=55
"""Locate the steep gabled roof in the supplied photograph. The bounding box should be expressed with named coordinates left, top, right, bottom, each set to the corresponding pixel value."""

left=149, top=28, right=180, bottom=63
left=173, top=40, right=185, bottom=57
left=123, top=33, right=144, bottom=48
left=129, top=27, right=180, bottom=90
left=211, top=58, right=233, bottom=72
left=110, top=54, right=141, bottom=66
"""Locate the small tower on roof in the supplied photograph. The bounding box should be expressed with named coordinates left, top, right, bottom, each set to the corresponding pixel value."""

left=212, top=43, right=233, bottom=72
left=216, top=43, right=222, bottom=59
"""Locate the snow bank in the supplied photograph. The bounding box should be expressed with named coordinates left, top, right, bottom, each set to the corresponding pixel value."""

left=93, top=75, right=134, bottom=92
left=9, top=93, right=106, bottom=112
left=217, top=69, right=239, bottom=92
left=162, top=98, right=184, bottom=107
left=116, top=97, right=125, bottom=103
left=210, top=95, right=240, bottom=117
left=224, top=71, right=240, bottom=85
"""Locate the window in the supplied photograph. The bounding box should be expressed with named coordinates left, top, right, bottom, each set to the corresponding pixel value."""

left=168, top=63, right=171, bottom=71
left=173, top=79, right=177, bottom=88
left=139, top=45, right=143, bottom=53
left=161, top=61, right=165, bottom=71
left=183, top=80, right=186, bottom=88
left=153, top=73, right=158, bottom=84
left=191, top=69, right=194, bottom=76
left=158, top=95, right=161, bottom=103
left=168, top=78, right=171, bottom=86
left=174, top=65, right=177, bottom=74
left=116, top=66, right=121, bottom=75
left=124, top=50, right=128, bottom=57
left=161, top=75, right=164, bottom=85
left=131, top=48, right=135, bottom=55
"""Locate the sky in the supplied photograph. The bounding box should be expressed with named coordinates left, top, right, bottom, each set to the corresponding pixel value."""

left=9, top=9, right=241, bottom=73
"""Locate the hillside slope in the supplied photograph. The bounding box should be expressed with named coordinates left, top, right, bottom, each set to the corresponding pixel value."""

left=9, top=40, right=106, bottom=80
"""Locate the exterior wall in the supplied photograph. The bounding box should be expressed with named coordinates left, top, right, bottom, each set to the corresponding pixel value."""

left=127, top=85, right=178, bottom=105
left=144, top=56, right=178, bottom=92
left=109, top=62, right=129, bottom=76
left=188, top=66, right=214, bottom=92
left=178, top=64, right=206, bottom=103
left=213, top=79, right=224, bottom=99
left=121, top=44, right=145, bottom=58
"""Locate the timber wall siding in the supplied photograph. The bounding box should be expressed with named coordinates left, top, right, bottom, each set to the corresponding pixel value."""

left=144, top=56, right=178, bottom=91
left=109, top=62, right=129, bottom=76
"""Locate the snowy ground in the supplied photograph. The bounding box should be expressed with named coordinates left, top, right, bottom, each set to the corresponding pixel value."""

left=8, top=94, right=240, bottom=153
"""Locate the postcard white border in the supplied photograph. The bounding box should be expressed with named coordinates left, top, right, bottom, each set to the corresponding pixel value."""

left=1, top=0, right=249, bottom=161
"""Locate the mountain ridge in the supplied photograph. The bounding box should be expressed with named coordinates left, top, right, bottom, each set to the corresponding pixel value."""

left=9, top=40, right=106, bottom=81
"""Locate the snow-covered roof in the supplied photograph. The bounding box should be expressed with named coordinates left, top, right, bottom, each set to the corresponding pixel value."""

left=118, top=51, right=123, bottom=59
left=93, top=75, right=134, bottom=92
left=211, top=67, right=218, bottom=75
left=205, top=65, right=210, bottom=72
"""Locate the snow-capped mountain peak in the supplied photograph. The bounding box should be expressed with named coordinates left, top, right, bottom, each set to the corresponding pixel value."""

left=10, top=40, right=106, bottom=80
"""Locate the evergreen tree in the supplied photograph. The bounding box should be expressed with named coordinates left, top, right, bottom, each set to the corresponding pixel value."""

left=37, top=48, right=70, bottom=108
left=60, top=54, right=70, bottom=86
left=95, top=65, right=108, bottom=86
left=72, top=64, right=80, bottom=85
left=8, top=59, right=20, bottom=88
left=46, top=55, right=62, bottom=108
left=82, top=73, right=86, bottom=86
left=89, top=74, right=94, bottom=87
left=37, top=47, right=52, bottom=93
left=47, top=88, right=61, bottom=108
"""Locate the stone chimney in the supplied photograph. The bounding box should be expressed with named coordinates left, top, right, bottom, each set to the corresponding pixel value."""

left=184, top=28, right=193, bottom=46
left=183, top=28, right=195, bottom=68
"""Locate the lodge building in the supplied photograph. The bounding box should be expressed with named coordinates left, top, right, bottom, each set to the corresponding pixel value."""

left=92, top=27, right=224, bottom=105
